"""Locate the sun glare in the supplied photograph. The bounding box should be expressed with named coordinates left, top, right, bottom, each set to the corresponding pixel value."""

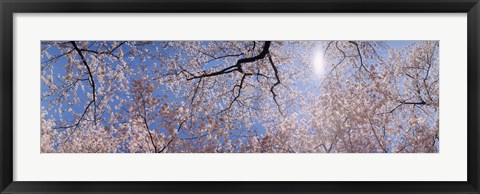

left=312, top=51, right=325, bottom=77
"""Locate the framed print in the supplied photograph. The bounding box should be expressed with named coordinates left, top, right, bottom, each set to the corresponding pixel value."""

left=1, top=0, right=479, bottom=193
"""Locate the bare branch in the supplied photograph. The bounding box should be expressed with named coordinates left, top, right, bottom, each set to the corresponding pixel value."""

left=268, top=54, right=283, bottom=116
left=188, top=41, right=271, bottom=80
left=158, top=120, right=186, bottom=153
left=348, top=41, right=371, bottom=73
left=70, top=41, right=97, bottom=125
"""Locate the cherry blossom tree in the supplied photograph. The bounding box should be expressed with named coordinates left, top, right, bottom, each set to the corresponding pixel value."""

left=40, top=40, right=439, bottom=153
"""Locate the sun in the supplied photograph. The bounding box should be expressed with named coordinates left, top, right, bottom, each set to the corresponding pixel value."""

left=312, top=51, right=325, bottom=77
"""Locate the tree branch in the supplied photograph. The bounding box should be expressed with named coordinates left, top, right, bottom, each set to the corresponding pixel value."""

left=55, top=99, right=95, bottom=144
left=70, top=41, right=97, bottom=125
left=188, top=41, right=271, bottom=80
left=158, top=120, right=186, bottom=153
left=138, top=92, right=158, bottom=153
left=348, top=41, right=371, bottom=73
left=80, top=41, right=127, bottom=59
left=369, top=120, right=388, bottom=153
left=268, top=54, right=283, bottom=116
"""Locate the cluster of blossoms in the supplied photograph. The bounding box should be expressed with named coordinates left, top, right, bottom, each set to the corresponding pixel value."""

left=40, top=41, right=439, bottom=153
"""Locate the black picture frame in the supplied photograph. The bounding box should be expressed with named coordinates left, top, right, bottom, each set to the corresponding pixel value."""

left=1, top=0, right=478, bottom=193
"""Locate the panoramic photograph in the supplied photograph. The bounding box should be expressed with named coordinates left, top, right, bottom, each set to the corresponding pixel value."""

left=40, top=40, right=439, bottom=153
